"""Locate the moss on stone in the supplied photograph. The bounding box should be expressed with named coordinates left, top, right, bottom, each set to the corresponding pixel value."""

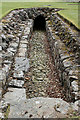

left=4, top=105, right=10, bottom=119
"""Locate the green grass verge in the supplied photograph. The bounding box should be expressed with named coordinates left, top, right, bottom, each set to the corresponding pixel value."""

left=0, top=2, right=79, bottom=29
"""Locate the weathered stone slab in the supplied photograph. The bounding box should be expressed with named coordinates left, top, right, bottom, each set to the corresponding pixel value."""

left=2, top=64, right=11, bottom=76
left=72, top=100, right=80, bottom=111
left=4, top=87, right=26, bottom=103
left=3, top=60, right=12, bottom=64
left=71, top=81, right=78, bottom=92
left=14, top=37, right=19, bottom=43
left=4, top=89, right=71, bottom=118
left=20, top=43, right=27, bottom=48
left=9, top=42, right=18, bottom=49
left=24, top=28, right=31, bottom=38
left=60, top=54, right=70, bottom=61
left=7, top=34, right=15, bottom=41
left=20, top=40, right=28, bottom=44
left=9, top=79, right=24, bottom=88
left=18, top=48, right=27, bottom=57
left=2, top=42, right=8, bottom=50
left=63, top=60, right=72, bottom=68
left=3, top=88, right=26, bottom=118
left=1, top=34, right=6, bottom=40
left=13, top=71, right=24, bottom=79
left=2, top=51, right=13, bottom=61
left=14, top=57, right=29, bottom=72
left=22, top=35, right=28, bottom=40
left=7, top=47, right=17, bottom=54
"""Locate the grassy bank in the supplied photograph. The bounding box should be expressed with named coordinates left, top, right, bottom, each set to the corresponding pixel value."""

left=0, top=2, right=79, bottom=29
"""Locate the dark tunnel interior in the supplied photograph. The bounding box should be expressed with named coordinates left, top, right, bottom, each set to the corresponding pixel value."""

left=33, top=15, right=46, bottom=31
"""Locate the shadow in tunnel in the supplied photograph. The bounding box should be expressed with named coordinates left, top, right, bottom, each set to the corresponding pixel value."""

left=33, top=15, right=46, bottom=31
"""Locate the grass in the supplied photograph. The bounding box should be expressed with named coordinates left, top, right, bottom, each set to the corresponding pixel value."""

left=58, top=4, right=79, bottom=29
left=0, top=2, right=80, bottom=29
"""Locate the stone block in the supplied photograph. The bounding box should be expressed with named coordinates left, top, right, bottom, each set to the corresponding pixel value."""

left=7, top=47, right=17, bottom=54
left=2, top=42, right=8, bottom=50
left=63, top=59, right=72, bottom=68
left=2, top=63, right=11, bottom=77
left=9, top=42, right=18, bottom=49
left=3, top=60, right=12, bottom=64
left=72, top=100, right=80, bottom=111
left=71, top=81, right=79, bottom=92
left=2, top=51, right=13, bottom=61
left=0, top=70, right=6, bottom=86
left=13, top=71, right=24, bottom=80
left=20, top=43, right=27, bottom=48
left=22, top=35, right=29, bottom=40
left=20, top=39, right=28, bottom=44
left=14, top=57, right=29, bottom=72
left=18, top=48, right=27, bottom=57
left=9, top=79, right=24, bottom=88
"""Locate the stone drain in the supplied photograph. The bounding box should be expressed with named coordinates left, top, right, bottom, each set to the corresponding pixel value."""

left=2, top=30, right=77, bottom=118
left=25, top=30, right=67, bottom=100
left=0, top=7, right=80, bottom=118
left=2, top=29, right=71, bottom=118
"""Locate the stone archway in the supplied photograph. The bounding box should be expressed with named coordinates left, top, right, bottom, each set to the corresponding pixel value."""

left=33, top=15, right=46, bottom=30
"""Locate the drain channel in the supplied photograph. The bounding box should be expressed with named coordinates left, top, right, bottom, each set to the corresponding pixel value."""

left=25, top=30, right=67, bottom=101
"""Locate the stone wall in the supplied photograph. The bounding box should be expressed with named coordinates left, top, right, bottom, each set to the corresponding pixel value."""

left=0, top=7, right=80, bottom=103
left=46, top=14, right=80, bottom=102
left=0, top=9, right=34, bottom=99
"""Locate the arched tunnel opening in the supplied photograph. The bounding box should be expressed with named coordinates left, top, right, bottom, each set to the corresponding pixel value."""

left=33, top=15, right=46, bottom=31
